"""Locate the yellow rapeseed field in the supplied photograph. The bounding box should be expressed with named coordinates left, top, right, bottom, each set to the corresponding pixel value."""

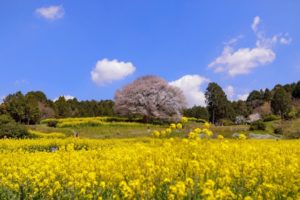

left=41, top=117, right=145, bottom=128
left=0, top=138, right=300, bottom=199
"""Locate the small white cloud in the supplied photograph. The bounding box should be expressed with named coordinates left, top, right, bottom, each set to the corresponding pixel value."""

left=91, top=58, right=136, bottom=86
left=237, top=93, right=249, bottom=101
left=279, top=34, right=292, bottom=45
left=53, top=95, right=75, bottom=102
left=251, top=16, right=260, bottom=32
left=169, top=75, right=210, bottom=107
left=225, top=85, right=234, bottom=100
left=209, top=16, right=291, bottom=77
left=36, top=5, right=65, bottom=20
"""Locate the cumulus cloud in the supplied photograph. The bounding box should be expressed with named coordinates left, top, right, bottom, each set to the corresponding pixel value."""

left=209, top=16, right=291, bottom=76
left=224, top=85, right=234, bottom=100
left=36, top=5, right=65, bottom=20
left=53, top=95, right=75, bottom=102
left=169, top=75, right=209, bottom=107
left=237, top=93, right=249, bottom=101
left=91, top=59, right=136, bottom=86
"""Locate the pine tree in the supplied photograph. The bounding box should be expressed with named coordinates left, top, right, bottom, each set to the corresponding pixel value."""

left=271, top=87, right=292, bottom=119
left=205, top=82, right=231, bottom=124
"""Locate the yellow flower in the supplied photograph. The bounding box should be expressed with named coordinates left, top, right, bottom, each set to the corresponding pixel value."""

left=239, top=133, right=247, bottom=140
left=170, top=123, right=176, bottom=129
left=181, top=117, right=188, bottom=124
left=161, top=130, right=167, bottom=137
left=165, top=128, right=172, bottom=134
left=203, top=128, right=213, bottom=137
left=194, top=128, right=201, bottom=133
left=217, top=134, right=224, bottom=139
left=151, top=130, right=160, bottom=137
left=204, top=122, right=211, bottom=129
left=188, top=131, right=198, bottom=139
left=176, top=123, right=183, bottom=129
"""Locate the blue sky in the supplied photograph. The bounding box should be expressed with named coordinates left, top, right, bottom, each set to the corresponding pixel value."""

left=1, top=1, right=300, bottom=107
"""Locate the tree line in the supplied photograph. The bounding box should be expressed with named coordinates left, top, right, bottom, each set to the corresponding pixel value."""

left=0, top=91, right=114, bottom=124
left=0, top=78, right=300, bottom=125
left=185, top=81, right=300, bottom=124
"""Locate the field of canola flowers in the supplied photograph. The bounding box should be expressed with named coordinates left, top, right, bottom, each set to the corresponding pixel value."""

left=41, top=117, right=146, bottom=128
left=0, top=137, right=300, bottom=200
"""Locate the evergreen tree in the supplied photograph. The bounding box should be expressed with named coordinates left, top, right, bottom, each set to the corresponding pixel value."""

left=24, top=93, right=40, bottom=124
left=232, top=100, right=250, bottom=117
left=292, top=81, right=300, bottom=99
left=54, top=97, right=72, bottom=118
left=247, top=90, right=264, bottom=110
left=263, top=88, right=272, bottom=102
left=3, top=92, right=26, bottom=123
left=205, top=82, right=230, bottom=124
left=271, top=87, right=292, bottom=119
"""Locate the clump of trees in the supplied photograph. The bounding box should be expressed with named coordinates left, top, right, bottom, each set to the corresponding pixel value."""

left=183, top=106, right=209, bottom=120
left=0, top=91, right=115, bottom=125
left=0, top=114, right=28, bottom=138
left=183, top=80, right=300, bottom=125
left=114, top=76, right=186, bottom=122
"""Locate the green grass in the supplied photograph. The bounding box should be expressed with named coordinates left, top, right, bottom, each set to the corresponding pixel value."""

left=28, top=123, right=168, bottom=139
left=29, top=118, right=300, bottom=139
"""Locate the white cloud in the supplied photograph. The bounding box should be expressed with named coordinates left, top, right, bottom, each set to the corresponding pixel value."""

left=53, top=95, right=75, bottom=102
left=224, top=85, right=234, bottom=100
left=209, top=46, right=276, bottom=76
left=251, top=16, right=260, bottom=32
left=169, top=75, right=210, bottom=107
left=91, top=58, right=136, bottom=86
left=237, top=93, right=249, bottom=101
left=209, top=16, right=291, bottom=77
left=36, top=5, right=65, bottom=20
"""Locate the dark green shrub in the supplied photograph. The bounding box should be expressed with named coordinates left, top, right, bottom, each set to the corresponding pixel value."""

left=274, top=127, right=283, bottom=134
left=219, top=119, right=234, bottom=126
left=263, top=114, right=281, bottom=122
left=0, top=115, right=29, bottom=138
left=249, top=120, right=266, bottom=131
left=47, top=120, right=58, bottom=127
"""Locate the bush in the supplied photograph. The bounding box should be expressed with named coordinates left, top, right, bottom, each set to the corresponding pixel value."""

left=286, top=107, right=297, bottom=120
left=47, top=120, right=58, bottom=127
left=263, top=114, right=281, bottom=122
left=219, top=119, right=234, bottom=126
left=0, top=115, right=29, bottom=138
left=249, top=120, right=266, bottom=131
left=274, top=127, right=283, bottom=134
left=186, top=117, right=206, bottom=123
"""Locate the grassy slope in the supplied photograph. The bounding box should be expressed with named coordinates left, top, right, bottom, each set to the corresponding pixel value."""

left=28, top=124, right=168, bottom=138
left=28, top=118, right=300, bottom=139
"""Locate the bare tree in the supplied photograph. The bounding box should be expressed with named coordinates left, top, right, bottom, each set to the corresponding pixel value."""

left=114, top=76, right=187, bottom=121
